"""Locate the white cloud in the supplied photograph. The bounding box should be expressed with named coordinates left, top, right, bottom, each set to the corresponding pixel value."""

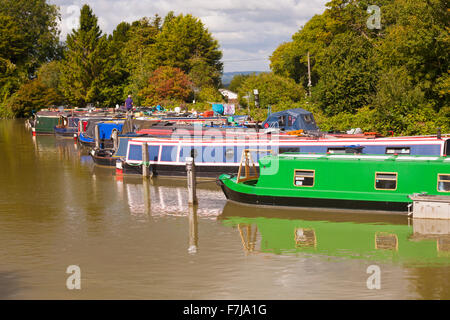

left=50, top=0, right=327, bottom=72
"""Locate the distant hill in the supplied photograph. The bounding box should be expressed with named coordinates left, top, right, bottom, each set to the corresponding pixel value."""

left=222, top=71, right=264, bottom=87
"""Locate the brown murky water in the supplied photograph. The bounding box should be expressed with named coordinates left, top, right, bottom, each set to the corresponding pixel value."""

left=0, top=119, right=449, bottom=299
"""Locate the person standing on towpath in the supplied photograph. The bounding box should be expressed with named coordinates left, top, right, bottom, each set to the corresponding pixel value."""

left=125, top=95, right=134, bottom=116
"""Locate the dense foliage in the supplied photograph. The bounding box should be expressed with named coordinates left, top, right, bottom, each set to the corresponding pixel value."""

left=0, top=0, right=448, bottom=136
left=0, top=3, right=223, bottom=116
left=266, top=0, right=449, bottom=135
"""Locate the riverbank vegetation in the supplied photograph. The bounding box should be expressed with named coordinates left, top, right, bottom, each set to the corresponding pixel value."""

left=0, top=0, right=448, bottom=135
left=0, top=1, right=222, bottom=118
left=233, top=0, right=449, bottom=135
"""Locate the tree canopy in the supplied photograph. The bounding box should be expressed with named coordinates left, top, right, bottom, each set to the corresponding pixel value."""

left=0, top=0, right=448, bottom=136
left=0, top=3, right=224, bottom=116
left=269, top=0, right=449, bottom=134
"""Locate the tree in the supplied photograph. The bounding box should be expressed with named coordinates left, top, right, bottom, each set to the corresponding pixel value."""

left=154, top=13, right=223, bottom=76
left=0, top=0, right=61, bottom=73
left=313, top=32, right=378, bottom=115
left=0, top=0, right=61, bottom=102
left=101, top=22, right=133, bottom=107
left=270, top=42, right=304, bottom=82
left=228, top=74, right=251, bottom=93
left=60, top=4, right=109, bottom=106
left=122, top=16, right=161, bottom=105
left=237, top=73, right=304, bottom=109
left=197, top=87, right=223, bottom=103
left=37, top=61, right=63, bottom=94
left=0, top=14, right=27, bottom=64
left=188, top=56, right=222, bottom=90
left=139, top=66, right=193, bottom=106
left=376, top=0, right=449, bottom=110
left=268, top=0, right=449, bottom=134
left=6, top=79, right=62, bottom=117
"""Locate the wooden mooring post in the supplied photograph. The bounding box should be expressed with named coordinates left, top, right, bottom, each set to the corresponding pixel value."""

left=188, top=205, right=198, bottom=254
left=186, top=157, right=198, bottom=205
left=142, top=142, right=150, bottom=178
left=94, top=124, right=100, bottom=149
left=111, top=129, right=119, bottom=151
left=142, top=178, right=151, bottom=214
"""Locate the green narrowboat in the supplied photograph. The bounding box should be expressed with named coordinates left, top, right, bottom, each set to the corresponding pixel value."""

left=217, top=151, right=450, bottom=212
left=32, top=113, right=60, bottom=135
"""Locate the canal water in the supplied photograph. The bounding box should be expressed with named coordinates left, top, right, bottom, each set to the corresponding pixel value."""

left=0, top=119, right=449, bottom=299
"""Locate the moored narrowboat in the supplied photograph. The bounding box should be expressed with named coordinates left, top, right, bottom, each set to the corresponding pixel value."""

left=54, top=115, right=80, bottom=137
left=217, top=152, right=450, bottom=212
left=78, top=119, right=124, bottom=147
left=31, top=112, right=61, bottom=135
left=116, top=134, right=449, bottom=178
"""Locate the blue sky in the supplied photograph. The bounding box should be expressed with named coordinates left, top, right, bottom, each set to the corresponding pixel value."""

left=49, top=0, right=328, bottom=72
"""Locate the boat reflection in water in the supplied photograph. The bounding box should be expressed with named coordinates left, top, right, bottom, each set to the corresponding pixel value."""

left=218, top=202, right=450, bottom=266
left=32, top=134, right=92, bottom=165
left=116, top=177, right=227, bottom=254
left=117, top=177, right=225, bottom=219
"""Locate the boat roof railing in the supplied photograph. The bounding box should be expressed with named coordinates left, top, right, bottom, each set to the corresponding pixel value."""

left=275, top=152, right=450, bottom=162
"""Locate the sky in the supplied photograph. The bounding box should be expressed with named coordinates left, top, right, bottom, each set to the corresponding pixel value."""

left=49, top=0, right=328, bottom=72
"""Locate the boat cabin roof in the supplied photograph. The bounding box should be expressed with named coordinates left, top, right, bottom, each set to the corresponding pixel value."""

left=272, top=153, right=450, bottom=163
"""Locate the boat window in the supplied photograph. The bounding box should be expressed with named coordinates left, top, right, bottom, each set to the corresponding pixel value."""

left=327, top=147, right=346, bottom=154
left=294, top=228, right=316, bottom=248
left=279, top=147, right=300, bottom=154
left=375, top=172, right=397, bottom=190
left=438, top=174, right=450, bottom=192
left=437, top=238, right=450, bottom=253
left=287, top=116, right=295, bottom=127
left=375, top=232, right=398, bottom=250
left=160, top=146, right=177, bottom=162
left=294, top=170, right=315, bottom=187
left=386, top=147, right=410, bottom=154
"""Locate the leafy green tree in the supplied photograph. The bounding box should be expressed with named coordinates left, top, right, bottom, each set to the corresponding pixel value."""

left=100, top=22, right=133, bottom=107
left=313, top=32, right=378, bottom=115
left=269, top=0, right=449, bottom=134
left=270, top=42, right=304, bottom=82
left=376, top=0, right=449, bottom=110
left=60, top=4, right=109, bottom=106
left=0, top=0, right=61, bottom=73
left=228, top=74, right=251, bottom=93
left=122, top=16, right=161, bottom=104
left=0, top=14, right=27, bottom=64
left=188, top=56, right=222, bottom=90
left=0, top=0, right=61, bottom=104
left=154, top=13, right=223, bottom=76
left=37, top=61, right=63, bottom=94
left=237, top=73, right=304, bottom=109
left=197, top=86, right=223, bottom=103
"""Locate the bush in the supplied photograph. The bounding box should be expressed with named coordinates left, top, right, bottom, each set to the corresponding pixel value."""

left=197, top=86, right=223, bottom=103
left=5, top=79, right=63, bottom=118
